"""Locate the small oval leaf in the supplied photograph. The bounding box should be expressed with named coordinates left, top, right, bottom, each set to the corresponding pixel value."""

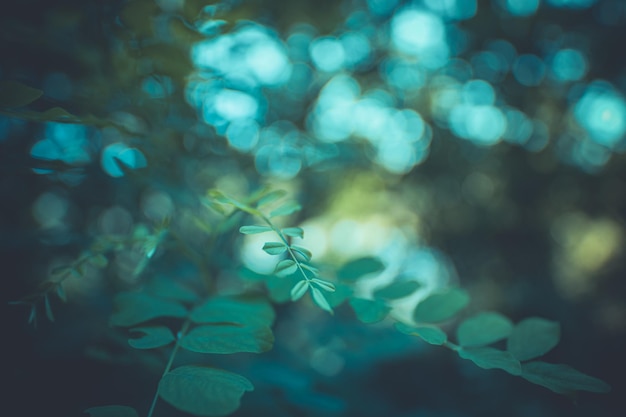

left=337, top=257, right=384, bottom=282
left=262, top=242, right=287, bottom=255
left=109, top=292, right=188, bottom=327
left=290, top=280, right=309, bottom=301
left=395, top=322, right=448, bottom=345
left=180, top=324, right=274, bottom=354
left=521, top=361, right=611, bottom=394
left=128, top=326, right=176, bottom=349
left=158, top=366, right=254, bottom=416
left=239, top=225, right=272, bottom=234
left=310, top=278, right=335, bottom=292
left=507, top=317, right=560, bottom=361
left=269, top=201, right=302, bottom=218
left=459, top=347, right=522, bottom=376
left=413, top=288, right=470, bottom=323
left=275, top=259, right=297, bottom=277
left=457, top=312, right=513, bottom=347
left=311, top=287, right=333, bottom=314
left=373, top=280, right=420, bottom=300
left=282, top=227, right=304, bottom=238
left=349, top=298, right=390, bottom=324
left=256, top=190, right=287, bottom=207
left=291, top=245, right=312, bottom=261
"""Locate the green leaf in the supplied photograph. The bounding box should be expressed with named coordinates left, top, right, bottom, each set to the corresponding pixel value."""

left=413, top=288, right=470, bottom=323
left=128, top=326, right=176, bottom=349
left=310, top=278, right=335, bottom=292
left=291, top=245, right=312, bottom=261
left=0, top=80, right=43, bottom=108
left=55, top=283, right=67, bottom=302
left=337, top=257, right=384, bottom=282
left=349, top=298, right=390, bottom=324
left=256, top=190, right=287, bottom=207
left=85, top=405, right=139, bottom=417
left=458, top=347, right=522, bottom=376
left=262, top=242, right=287, bottom=255
left=275, top=259, right=298, bottom=276
left=180, top=324, right=274, bottom=354
left=282, top=227, right=304, bottom=238
left=521, top=361, right=611, bottom=394
left=89, top=253, right=109, bottom=268
left=507, top=317, right=560, bottom=361
left=158, top=365, right=254, bottom=416
left=269, top=201, right=302, bottom=218
left=456, top=312, right=513, bottom=348
left=300, top=263, right=319, bottom=276
left=190, top=295, right=275, bottom=327
left=324, top=282, right=352, bottom=308
left=109, top=292, right=188, bottom=327
left=266, top=274, right=300, bottom=303
left=291, top=280, right=309, bottom=301
left=394, top=322, right=448, bottom=345
left=373, top=280, right=420, bottom=300
left=239, top=225, right=272, bottom=234
left=146, top=277, right=199, bottom=303
left=311, top=287, right=333, bottom=314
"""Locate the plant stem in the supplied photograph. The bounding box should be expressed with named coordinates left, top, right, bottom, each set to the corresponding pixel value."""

left=146, top=320, right=191, bottom=417
left=260, top=214, right=311, bottom=283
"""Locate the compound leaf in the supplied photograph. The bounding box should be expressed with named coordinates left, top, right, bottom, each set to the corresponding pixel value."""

left=458, top=347, right=522, bottom=376
left=110, top=292, right=188, bottom=327
left=521, top=361, right=611, bottom=394
left=457, top=312, right=513, bottom=347
left=128, top=326, right=175, bottom=349
left=158, top=365, right=253, bottom=416
left=180, top=324, right=274, bottom=354
left=349, top=298, right=390, bottom=324
left=413, top=288, right=469, bottom=323
left=507, top=317, right=560, bottom=361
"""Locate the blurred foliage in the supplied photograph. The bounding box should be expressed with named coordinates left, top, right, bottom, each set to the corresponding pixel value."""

left=2, top=0, right=625, bottom=416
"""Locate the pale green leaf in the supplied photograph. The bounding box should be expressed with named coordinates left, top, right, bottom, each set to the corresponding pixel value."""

left=282, top=227, right=304, bottom=238
left=413, top=288, right=470, bottom=323
left=269, top=201, right=302, bottom=218
left=394, top=322, right=447, bottom=345
left=310, top=278, right=335, bottom=292
left=521, top=361, right=611, bottom=394
left=180, top=324, right=274, bottom=354
left=373, top=280, right=420, bottom=300
left=349, top=298, right=390, bottom=324
left=459, top=347, right=522, bottom=376
left=256, top=190, right=287, bottom=207
left=507, top=317, right=560, bottom=361
left=290, top=280, right=309, bottom=301
left=337, top=257, right=384, bottom=282
left=190, top=295, right=275, bottom=327
left=158, top=366, right=253, bottom=416
left=239, top=225, right=272, bottom=234
left=457, top=312, right=513, bottom=347
left=291, top=245, right=312, bottom=261
left=109, top=292, right=188, bottom=327
left=128, top=326, right=176, bottom=349
left=262, top=242, right=287, bottom=255
left=85, top=405, right=139, bottom=417
left=311, top=287, right=333, bottom=314
left=275, top=259, right=297, bottom=276
left=0, top=80, right=43, bottom=108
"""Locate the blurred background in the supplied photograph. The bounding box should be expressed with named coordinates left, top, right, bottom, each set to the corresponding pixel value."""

left=1, top=0, right=624, bottom=416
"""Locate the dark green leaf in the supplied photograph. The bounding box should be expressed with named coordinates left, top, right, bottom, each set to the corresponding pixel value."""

left=85, top=405, right=139, bottom=417
left=521, top=361, right=611, bottom=394
left=394, top=322, right=448, bottom=345
left=180, top=324, right=274, bottom=354
left=128, top=326, right=175, bottom=349
left=337, top=257, right=384, bottom=282
left=265, top=274, right=300, bottom=303
left=290, top=280, right=309, bottom=301
left=282, top=227, right=304, bottom=238
left=459, top=347, right=522, bottom=376
left=269, top=201, right=302, bottom=218
left=44, top=294, right=54, bottom=322
left=373, top=280, right=420, bottom=300
left=457, top=312, right=513, bottom=347
left=275, top=259, right=297, bottom=276
left=109, top=292, right=188, bottom=327
left=89, top=253, right=109, bottom=268
left=55, top=283, right=67, bottom=302
left=190, top=295, right=275, bottom=327
left=413, top=288, right=470, bottom=323
left=507, top=317, right=560, bottom=361
left=311, top=287, right=333, bottom=314
left=147, top=277, right=199, bottom=303
left=0, top=80, right=43, bottom=108
left=262, top=242, right=287, bottom=255
left=158, top=365, right=253, bottom=416
left=324, top=282, right=352, bottom=308
left=349, top=298, right=390, bottom=324
left=239, top=225, right=272, bottom=234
